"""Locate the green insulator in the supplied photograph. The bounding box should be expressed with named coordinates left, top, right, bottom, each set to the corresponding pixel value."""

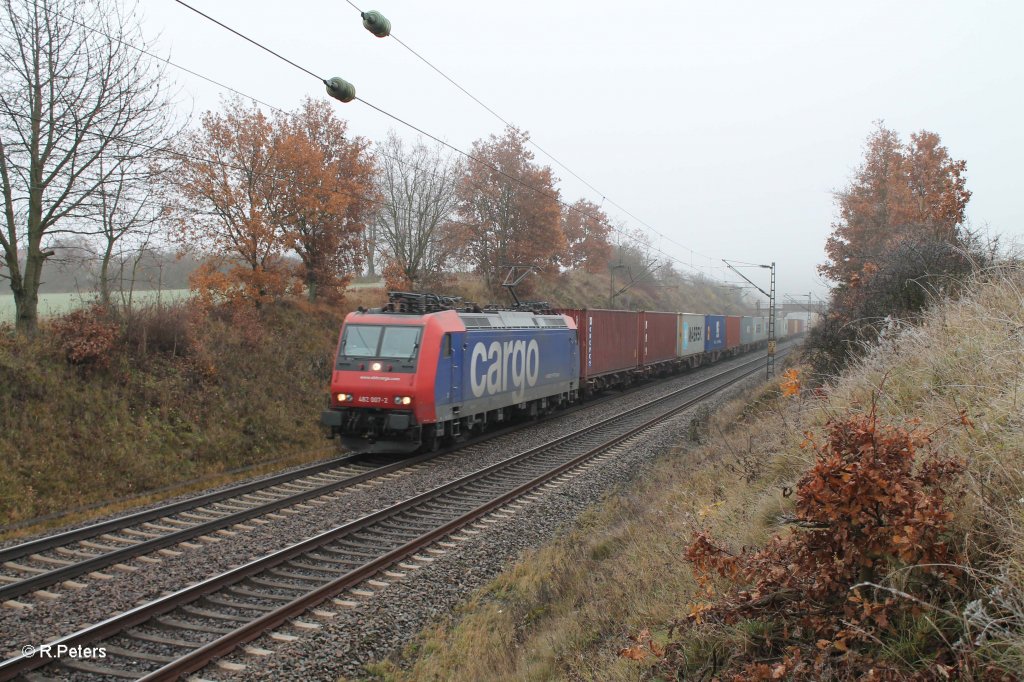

left=361, top=10, right=391, bottom=38
left=325, top=77, right=356, bottom=103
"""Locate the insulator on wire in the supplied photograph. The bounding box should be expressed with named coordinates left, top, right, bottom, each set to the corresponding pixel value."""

left=324, top=77, right=356, bottom=103
left=361, top=10, right=391, bottom=37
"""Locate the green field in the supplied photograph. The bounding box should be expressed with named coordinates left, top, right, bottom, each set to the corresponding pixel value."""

left=0, top=289, right=191, bottom=323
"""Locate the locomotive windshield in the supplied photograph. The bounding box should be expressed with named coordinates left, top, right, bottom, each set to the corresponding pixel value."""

left=338, top=325, right=422, bottom=363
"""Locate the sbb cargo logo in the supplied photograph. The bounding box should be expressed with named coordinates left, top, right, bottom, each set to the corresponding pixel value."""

left=470, top=339, right=540, bottom=400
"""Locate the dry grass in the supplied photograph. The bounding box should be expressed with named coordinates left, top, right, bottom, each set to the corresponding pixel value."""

left=366, top=265, right=1024, bottom=680
left=362, top=377, right=807, bottom=682
left=0, top=297, right=351, bottom=534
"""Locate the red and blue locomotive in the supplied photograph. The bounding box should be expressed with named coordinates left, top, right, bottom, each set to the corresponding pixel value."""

left=321, top=293, right=580, bottom=453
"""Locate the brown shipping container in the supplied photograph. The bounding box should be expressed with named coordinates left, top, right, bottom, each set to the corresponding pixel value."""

left=725, top=315, right=741, bottom=350
left=787, top=318, right=805, bottom=335
left=640, top=311, right=679, bottom=366
left=558, top=309, right=639, bottom=379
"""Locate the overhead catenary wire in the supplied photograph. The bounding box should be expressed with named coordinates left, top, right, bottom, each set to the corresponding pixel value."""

left=172, top=0, right=324, bottom=82
left=165, top=1, right=729, bottom=276
left=19, top=1, right=494, bottom=235
left=160, top=2, right=726, bottom=278
left=339, top=0, right=717, bottom=266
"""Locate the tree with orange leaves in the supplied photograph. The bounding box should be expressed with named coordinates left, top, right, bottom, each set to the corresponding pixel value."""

left=170, top=97, right=373, bottom=304
left=808, top=123, right=976, bottom=376
left=272, top=98, right=375, bottom=301
left=455, top=127, right=565, bottom=293
left=560, top=199, right=612, bottom=273
left=820, top=122, right=970, bottom=287
left=170, top=98, right=289, bottom=305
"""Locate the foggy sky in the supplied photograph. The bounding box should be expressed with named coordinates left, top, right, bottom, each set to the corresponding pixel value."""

left=140, top=0, right=1024, bottom=302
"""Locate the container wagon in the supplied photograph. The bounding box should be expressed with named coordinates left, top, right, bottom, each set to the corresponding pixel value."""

left=705, top=315, right=726, bottom=359
left=639, top=311, right=679, bottom=376
left=753, top=317, right=768, bottom=344
left=725, top=316, right=742, bottom=354
left=559, top=308, right=639, bottom=395
left=678, top=313, right=705, bottom=368
left=740, top=316, right=756, bottom=349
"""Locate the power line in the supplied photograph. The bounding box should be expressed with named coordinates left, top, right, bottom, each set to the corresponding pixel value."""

left=162, top=2, right=723, bottom=278
left=339, top=0, right=716, bottom=266
left=172, top=0, right=324, bottom=81
left=165, top=1, right=720, bottom=276
left=21, top=1, right=500, bottom=236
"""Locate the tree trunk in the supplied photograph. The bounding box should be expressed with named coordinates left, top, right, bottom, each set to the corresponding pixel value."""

left=99, top=239, right=114, bottom=309
left=15, top=244, right=46, bottom=334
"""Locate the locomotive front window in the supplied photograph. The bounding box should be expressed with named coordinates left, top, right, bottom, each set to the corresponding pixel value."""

left=379, top=327, right=421, bottom=358
left=342, top=325, right=383, bottom=357
left=339, top=325, right=423, bottom=363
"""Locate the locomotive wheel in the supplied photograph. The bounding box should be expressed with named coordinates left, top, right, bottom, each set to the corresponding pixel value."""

left=422, top=425, right=440, bottom=452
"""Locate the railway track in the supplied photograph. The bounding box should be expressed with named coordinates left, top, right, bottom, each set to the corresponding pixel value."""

left=0, top=344, right=788, bottom=607
left=1, top=351, right=778, bottom=681
left=0, top=454, right=420, bottom=605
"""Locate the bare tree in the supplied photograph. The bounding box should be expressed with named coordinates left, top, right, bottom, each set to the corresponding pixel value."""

left=375, top=131, right=463, bottom=290
left=0, top=0, right=175, bottom=333
left=95, top=155, right=168, bottom=309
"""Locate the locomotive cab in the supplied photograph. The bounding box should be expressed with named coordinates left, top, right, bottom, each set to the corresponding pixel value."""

left=321, top=313, right=430, bottom=453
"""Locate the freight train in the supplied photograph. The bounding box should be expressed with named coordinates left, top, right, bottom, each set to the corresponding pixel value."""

left=321, top=292, right=791, bottom=453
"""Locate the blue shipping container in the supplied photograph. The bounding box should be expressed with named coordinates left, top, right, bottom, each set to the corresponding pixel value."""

left=705, top=315, right=726, bottom=351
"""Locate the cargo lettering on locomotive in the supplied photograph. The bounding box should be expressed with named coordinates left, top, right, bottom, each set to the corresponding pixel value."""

left=469, top=339, right=540, bottom=400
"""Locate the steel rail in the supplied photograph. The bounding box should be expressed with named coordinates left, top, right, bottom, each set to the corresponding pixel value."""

left=0, top=343, right=789, bottom=602
left=0, top=453, right=371, bottom=563
left=0, top=351, right=778, bottom=681
left=0, top=454, right=425, bottom=602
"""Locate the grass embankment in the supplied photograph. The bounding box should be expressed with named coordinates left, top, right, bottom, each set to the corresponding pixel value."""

left=0, top=290, right=385, bottom=536
left=371, top=266, right=1024, bottom=681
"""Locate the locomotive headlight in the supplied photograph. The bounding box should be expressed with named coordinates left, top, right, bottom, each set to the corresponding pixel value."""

left=371, top=361, right=383, bottom=371
left=401, top=396, right=412, bottom=405
left=336, top=393, right=353, bottom=402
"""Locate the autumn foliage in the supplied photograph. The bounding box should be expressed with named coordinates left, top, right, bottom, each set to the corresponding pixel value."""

left=820, top=123, right=971, bottom=287
left=672, top=409, right=967, bottom=679
left=808, top=124, right=983, bottom=377
left=49, top=305, right=120, bottom=369
left=561, top=198, right=613, bottom=273
left=456, top=126, right=565, bottom=293
left=170, top=97, right=373, bottom=305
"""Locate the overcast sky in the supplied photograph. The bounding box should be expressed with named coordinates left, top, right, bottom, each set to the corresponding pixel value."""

left=140, top=0, right=1024, bottom=302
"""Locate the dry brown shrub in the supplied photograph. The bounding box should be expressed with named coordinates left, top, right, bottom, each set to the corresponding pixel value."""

left=671, top=406, right=969, bottom=679
left=49, top=305, right=119, bottom=369
left=122, top=302, right=194, bottom=357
